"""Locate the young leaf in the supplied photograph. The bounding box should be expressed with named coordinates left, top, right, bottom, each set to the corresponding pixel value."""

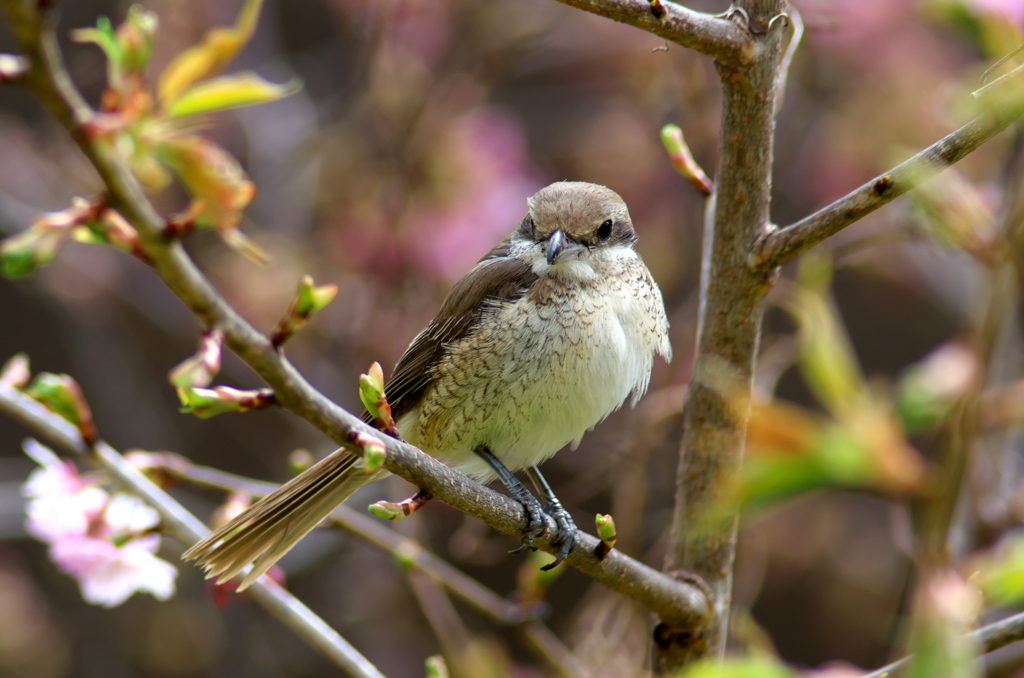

left=167, top=73, right=300, bottom=118
left=157, top=0, right=265, bottom=108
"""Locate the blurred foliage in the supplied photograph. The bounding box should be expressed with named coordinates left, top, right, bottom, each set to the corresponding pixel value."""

left=1, top=0, right=1024, bottom=676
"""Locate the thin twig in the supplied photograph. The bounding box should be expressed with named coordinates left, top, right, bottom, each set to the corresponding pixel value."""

left=0, top=0, right=711, bottom=632
left=551, top=0, right=754, bottom=68
left=752, top=90, right=1024, bottom=271
left=0, top=383, right=386, bottom=678
left=774, top=3, right=802, bottom=115
left=863, top=609, right=1024, bottom=678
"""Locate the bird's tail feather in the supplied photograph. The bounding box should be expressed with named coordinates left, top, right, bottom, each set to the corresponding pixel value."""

left=183, top=450, right=383, bottom=591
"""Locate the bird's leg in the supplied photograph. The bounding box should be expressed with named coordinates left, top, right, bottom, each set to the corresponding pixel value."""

left=527, top=465, right=577, bottom=569
left=473, top=446, right=548, bottom=552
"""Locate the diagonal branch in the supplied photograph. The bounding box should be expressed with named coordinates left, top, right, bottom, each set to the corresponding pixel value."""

left=551, top=0, right=754, bottom=68
left=0, top=383, right=386, bottom=678
left=863, top=609, right=1024, bottom=678
left=0, top=0, right=711, bottom=632
left=751, top=91, right=1024, bottom=272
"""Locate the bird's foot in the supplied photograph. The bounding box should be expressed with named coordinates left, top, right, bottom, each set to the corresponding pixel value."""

left=509, top=492, right=547, bottom=555
left=540, top=501, right=577, bottom=570
left=509, top=496, right=577, bottom=570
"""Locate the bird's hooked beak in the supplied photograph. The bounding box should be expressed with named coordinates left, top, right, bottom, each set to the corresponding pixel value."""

left=545, top=229, right=587, bottom=265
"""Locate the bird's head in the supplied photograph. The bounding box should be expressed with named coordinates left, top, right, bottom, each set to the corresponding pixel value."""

left=516, top=182, right=638, bottom=273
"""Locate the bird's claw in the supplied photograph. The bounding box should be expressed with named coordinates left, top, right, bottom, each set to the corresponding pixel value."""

left=510, top=493, right=547, bottom=554
left=540, top=501, right=577, bottom=570
left=510, top=496, right=578, bottom=569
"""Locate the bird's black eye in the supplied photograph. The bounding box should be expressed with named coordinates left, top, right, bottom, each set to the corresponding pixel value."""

left=597, top=219, right=613, bottom=240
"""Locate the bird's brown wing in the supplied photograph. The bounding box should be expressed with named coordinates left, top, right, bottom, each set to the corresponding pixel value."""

left=376, top=235, right=537, bottom=423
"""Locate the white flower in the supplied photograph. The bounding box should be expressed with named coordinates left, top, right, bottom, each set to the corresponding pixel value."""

left=103, top=493, right=160, bottom=534
left=50, top=535, right=178, bottom=608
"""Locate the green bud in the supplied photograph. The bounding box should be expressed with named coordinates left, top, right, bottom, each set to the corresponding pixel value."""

left=660, top=124, right=712, bottom=196
left=359, top=368, right=386, bottom=420
left=168, top=329, right=224, bottom=388
left=595, top=513, right=617, bottom=546
left=24, top=372, right=97, bottom=443
left=288, top=449, right=314, bottom=475
left=270, top=276, right=337, bottom=346
left=295, top=275, right=338, bottom=316
left=361, top=437, right=387, bottom=474
left=424, top=655, right=449, bottom=678
left=176, top=385, right=274, bottom=418
left=368, top=500, right=405, bottom=521
left=117, top=5, right=159, bottom=75
left=394, top=540, right=419, bottom=573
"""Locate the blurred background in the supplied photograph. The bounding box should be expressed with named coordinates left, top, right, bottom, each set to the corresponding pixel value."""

left=0, top=0, right=1023, bottom=676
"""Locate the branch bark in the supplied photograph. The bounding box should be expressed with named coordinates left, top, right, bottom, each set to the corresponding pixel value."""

left=751, top=91, right=1024, bottom=271
left=551, top=0, right=754, bottom=68
left=0, top=0, right=711, bottom=633
left=655, top=0, right=785, bottom=672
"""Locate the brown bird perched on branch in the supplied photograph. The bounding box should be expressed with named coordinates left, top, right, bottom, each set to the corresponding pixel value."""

left=184, top=181, right=672, bottom=590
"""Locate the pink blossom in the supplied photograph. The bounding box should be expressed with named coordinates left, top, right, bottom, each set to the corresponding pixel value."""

left=50, top=535, right=177, bottom=608
left=409, top=107, right=542, bottom=280
left=21, top=440, right=178, bottom=608
left=22, top=440, right=107, bottom=542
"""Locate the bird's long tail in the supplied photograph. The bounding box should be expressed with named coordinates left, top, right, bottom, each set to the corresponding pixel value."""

left=182, top=450, right=384, bottom=591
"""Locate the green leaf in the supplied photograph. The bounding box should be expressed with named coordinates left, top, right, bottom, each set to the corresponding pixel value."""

left=158, top=0, right=266, bottom=107
left=1, top=246, right=38, bottom=278
left=0, top=229, right=66, bottom=279
left=167, top=73, right=301, bottom=118
left=24, top=372, right=96, bottom=442
left=971, top=535, right=1024, bottom=606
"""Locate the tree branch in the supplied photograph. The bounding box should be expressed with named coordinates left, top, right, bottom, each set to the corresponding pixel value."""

left=550, top=0, right=754, bottom=68
left=655, top=0, right=785, bottom=672
left=0, top=383, right=386, bottom=678
left=0, top=0, right=711, bottom=633
left=751, top=91, right=1024, bottom=271
left=863, top=609, right=1024, bottom=678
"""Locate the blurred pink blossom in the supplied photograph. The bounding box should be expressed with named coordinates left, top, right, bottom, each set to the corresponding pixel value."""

left=49, top=534, right=177, bottom=608
left=23, top=440, right=107, bottom=543
left=21, top=439, right=178, bottom=608
left=411, top=107, right=541, bottom=280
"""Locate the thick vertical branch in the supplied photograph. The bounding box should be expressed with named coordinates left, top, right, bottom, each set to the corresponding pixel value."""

left=655, top=0, right=785, bottom=671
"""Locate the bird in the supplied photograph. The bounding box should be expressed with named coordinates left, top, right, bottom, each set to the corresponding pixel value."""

left=183, top=181, right=672, bottom=590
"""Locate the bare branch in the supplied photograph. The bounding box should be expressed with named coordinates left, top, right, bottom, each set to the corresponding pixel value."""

left=863, top=609, right=1024, bottom=678
left=751, top=92, right=1024, bottom=271
left=0, top=383, right=386, bottom=678
left=0, top=0, right=711, bottom=632
left=550, top=0, right=754, bottom=68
